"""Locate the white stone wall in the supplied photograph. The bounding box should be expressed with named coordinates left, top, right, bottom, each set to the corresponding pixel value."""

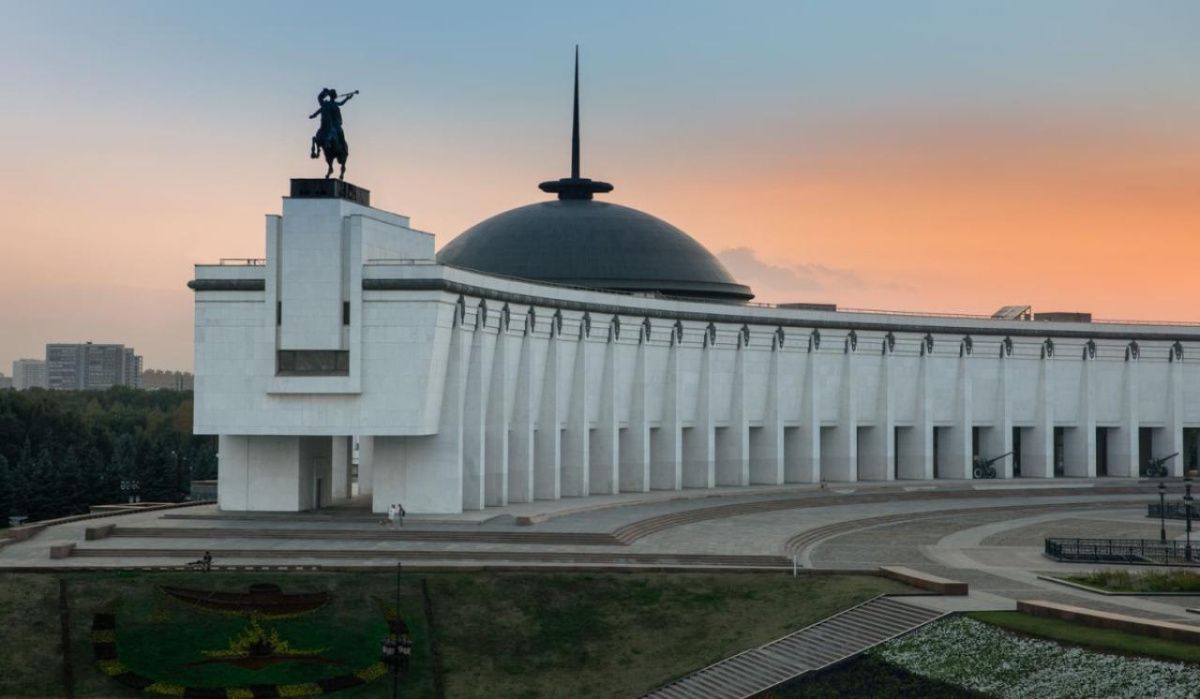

left=194, top=197, right=1200, bottom=513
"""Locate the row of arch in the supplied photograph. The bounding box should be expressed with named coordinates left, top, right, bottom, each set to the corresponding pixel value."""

left=451, top=296, right=1187, bottom=361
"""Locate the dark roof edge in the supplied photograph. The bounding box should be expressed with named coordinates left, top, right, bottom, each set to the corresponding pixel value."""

left=188, top=279, right=266, bottom=291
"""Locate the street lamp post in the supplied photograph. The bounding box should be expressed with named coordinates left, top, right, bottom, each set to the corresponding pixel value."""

left=1159, top=481, right=1168, bottom=543
left=380, top=562, right=411, bottom=698
left=1185, top=479, right=1194, bottom=563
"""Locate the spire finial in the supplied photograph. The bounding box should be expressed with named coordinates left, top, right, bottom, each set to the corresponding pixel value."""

left=571, top=45, right=580, bottom=180
left=539, top=46, right=613, bottom=200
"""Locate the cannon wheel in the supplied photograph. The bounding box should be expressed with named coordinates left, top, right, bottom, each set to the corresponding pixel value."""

left=973, top=466, right=985, bottom=479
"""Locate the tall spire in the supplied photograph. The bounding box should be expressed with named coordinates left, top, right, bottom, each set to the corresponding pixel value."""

left=540, top=46, right=613, bottom=201
left=571, top=45, right=580, bottom=180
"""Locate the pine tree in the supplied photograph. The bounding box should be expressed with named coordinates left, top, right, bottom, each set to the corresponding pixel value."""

left=0, top=455, right=12, bottom=528
left=58, top=448, right=83, bottom=516
left=10, top=440, right=34, bottom=522
left=26, top=447, right=56, bottom=521
left=87, top=446, right=121, bottom=506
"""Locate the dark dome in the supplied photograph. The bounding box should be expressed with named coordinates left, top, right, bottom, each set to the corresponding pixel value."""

left=437, top=199, right=754, bottom=302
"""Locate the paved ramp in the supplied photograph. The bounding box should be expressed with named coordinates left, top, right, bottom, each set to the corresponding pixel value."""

left=642, top=596, right=943, bottom=698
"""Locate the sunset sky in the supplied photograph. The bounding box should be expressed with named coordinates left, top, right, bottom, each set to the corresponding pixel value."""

left=2, top=1, right=1199, bottom=372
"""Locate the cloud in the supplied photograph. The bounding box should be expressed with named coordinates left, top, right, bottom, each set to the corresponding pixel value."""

left=716, top=247, right=859, bottom=293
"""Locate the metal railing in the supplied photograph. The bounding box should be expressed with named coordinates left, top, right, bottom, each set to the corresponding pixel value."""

left=218, top=258, right=265, bottom=266
left=1147, top=502, right=1199, bottom=520
left=1044, top=537, right=1197, bottom=565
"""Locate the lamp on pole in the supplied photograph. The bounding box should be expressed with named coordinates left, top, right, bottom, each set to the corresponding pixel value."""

left=1159, top=481, right=1167, bottom=543
left=1185, top=479, right=1194, bottom=563
left=380, top=561, right=411, bottom=698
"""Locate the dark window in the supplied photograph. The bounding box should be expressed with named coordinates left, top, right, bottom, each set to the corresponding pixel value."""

left=343, top=301, right=350, bottom=326
left=276, top=301, right=282, bottom=326
left=277, top=350, right=350, bottom=375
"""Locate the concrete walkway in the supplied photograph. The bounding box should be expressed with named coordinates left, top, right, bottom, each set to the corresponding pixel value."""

left=3, top=477, right=1198, bottom=624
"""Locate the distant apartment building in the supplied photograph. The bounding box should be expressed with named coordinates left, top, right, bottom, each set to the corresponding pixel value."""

left=0, top=373, right=12, bottom=390
left=45, top=342, right=143, bottom=390
left=11, top=359, right=47, bottom=390
left=141, top=369, right=194, bottom=391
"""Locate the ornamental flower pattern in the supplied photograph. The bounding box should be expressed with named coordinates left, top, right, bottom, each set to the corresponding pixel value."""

left=875, top=616, right=1200, bottom=699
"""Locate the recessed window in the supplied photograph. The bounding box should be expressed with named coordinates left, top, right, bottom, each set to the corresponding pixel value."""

left=343, top=301, right=350, bottom=326
left=277, top=350, right=349, bottom=375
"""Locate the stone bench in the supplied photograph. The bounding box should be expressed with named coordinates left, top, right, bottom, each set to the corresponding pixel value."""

left=49, top=542, right=76, bottom=559
left=880, top=566, right=968, bottom=595
left=85, top=524, right=115, bottom=541
left=1017, top=600, right=1200, bottom=644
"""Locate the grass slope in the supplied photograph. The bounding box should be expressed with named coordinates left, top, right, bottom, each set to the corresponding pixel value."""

left=0, top=570, right=906, bottom=698
left=429, top=572, right=906, bottom=699
left=1067, top=569, right=1200, bottom=593
left=968, top=611, right=1200, bottom=665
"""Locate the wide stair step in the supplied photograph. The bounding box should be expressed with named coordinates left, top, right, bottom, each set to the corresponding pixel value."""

left=642, top=596, right=943, bottom=699
left=109, top=525, right=621, bottom=546
left=68, top=546, right=791, bottom=568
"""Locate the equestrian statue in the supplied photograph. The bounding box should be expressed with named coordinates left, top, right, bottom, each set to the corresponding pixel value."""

left=309, top=88, right=358, bottom=179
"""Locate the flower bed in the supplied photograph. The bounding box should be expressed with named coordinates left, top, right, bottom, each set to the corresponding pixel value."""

left=874, top=616, right=1200, bottom=699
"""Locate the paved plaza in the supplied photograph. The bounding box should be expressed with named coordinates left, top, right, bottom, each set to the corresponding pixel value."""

left=3, top=478, right=1199, bottom=623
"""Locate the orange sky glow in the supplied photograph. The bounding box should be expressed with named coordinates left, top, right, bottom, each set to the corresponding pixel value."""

left=2, top=3, right=1198, bottom=372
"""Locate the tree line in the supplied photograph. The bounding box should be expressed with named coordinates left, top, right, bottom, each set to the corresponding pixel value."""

left=0, top=387, right=216, bottom=526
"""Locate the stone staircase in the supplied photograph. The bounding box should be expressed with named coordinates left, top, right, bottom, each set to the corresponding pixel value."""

left=105, top=525, right=622, bottom=546
left=642, top=596, right=943, bottom=699
left=66, top=545, right=791, bottom=569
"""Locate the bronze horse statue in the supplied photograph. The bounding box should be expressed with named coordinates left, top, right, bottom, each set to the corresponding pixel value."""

left=309, top=88, right=357, bottom=179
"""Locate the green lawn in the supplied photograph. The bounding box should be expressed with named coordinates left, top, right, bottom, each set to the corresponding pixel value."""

left=0, top=570, right=908, bottom=698
left=1067, top=568, right=1200, bottom=593
left=967, top=610, right=1200, bottom=665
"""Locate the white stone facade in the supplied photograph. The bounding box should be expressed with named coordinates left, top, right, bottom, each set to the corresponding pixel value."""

left=193, top=194, right=1200, bottom=513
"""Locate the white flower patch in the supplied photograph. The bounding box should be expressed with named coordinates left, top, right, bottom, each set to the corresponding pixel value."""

left=874, top=616, right=1200, bottom=699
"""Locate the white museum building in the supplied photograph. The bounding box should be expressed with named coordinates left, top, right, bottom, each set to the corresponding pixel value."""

left=191, top=83, right=1200, bottom=514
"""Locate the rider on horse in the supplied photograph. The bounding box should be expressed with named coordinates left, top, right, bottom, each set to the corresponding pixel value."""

left=309, top=88, right=355, bottom=159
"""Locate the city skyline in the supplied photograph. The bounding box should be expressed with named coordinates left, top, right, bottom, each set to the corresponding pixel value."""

left=3, top=1, right=1199, bottom=371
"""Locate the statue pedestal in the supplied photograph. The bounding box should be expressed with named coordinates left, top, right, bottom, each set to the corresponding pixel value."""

left=289, top=179, right=370, bottom=206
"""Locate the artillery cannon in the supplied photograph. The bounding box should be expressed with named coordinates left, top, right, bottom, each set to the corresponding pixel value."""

left=973, top=451, right=1012, bottom=479
left=1144, top=452, right=1178, bottom=478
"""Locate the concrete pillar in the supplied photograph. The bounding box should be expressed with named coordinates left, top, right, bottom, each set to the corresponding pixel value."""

left=651, top=337, right=683, bottom=490
left=981, top=346, right=1015, bottom=479
left=1064, top=348, right=1096, bottom=477
left=217, top=434, right=249, bottom=511
left=484, top=327, right=510, bottom=506
left=786, top=341, right=820, bottom=483
left=898, top=351, right=933, bottom=479
left=561, top=327, right=591, bottom=497
left=331, top=436, right=350, bottom=500
left=1159, top=352, right=1185, bottom=477
left=590, top=331, right=619, bottom=495
left=716, top=340, right=750, bottom=486
left=1022, top=353, right=1056, bottom=478
left=858, top=345, right=895, bottom=481
left=508, top=322, right=535, bottom=503
left=534, top=326, right=561, bottom=500
left=461, top=325, right=490, bottom=510
left=751, top=338, right=784, bottom=485
left=822, top=345, right=857, bottom=482
left=1110, top=351, right=1140, bottom=477
left=682, top=341, right=715, bottom=488
left=939, top=349, right=974, bottom=479
left=620, top=336, right=651, bottom=492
